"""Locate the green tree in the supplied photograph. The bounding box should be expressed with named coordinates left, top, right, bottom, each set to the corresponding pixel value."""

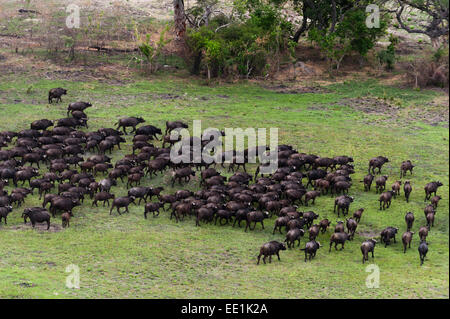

left=308, top=7, right=388, bottom=72
left=185, top=0, right=293, bottom=78
left=286, top=0, right=364, bottom=42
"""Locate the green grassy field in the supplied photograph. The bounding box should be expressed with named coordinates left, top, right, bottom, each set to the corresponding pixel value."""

left=0, top=74, right=448, bottom=298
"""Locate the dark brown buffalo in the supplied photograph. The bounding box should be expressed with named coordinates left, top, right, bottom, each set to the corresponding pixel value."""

left=116, top=117, right=145, bottom=134
left=109, top=196, right=135, bottom=215
left=400, top=160, right=414, bottom=178
left=329, top=232, right=351, bottom=252
left=48, top=88, right=67, bottom=103
left=257, top=241, right=286, bottom=265
left=404, top=181, right=412, bottom=203
left=424, top=181, right=443, bottom=201
left=301, top=240, right=321, bottom=262
left=402, top=231, right=414, bottom=253
left=361, top=239, right=377, bottom=264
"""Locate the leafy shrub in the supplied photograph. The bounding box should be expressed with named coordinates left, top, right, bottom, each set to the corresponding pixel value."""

left=338, top=9, right=388, bottom=57
left=433, top=46, right=448, bottom=62
left=377, top=35, right=398, bottom=71
left=308, top=8, right=388, bottom=73
left=135, top=25, right=171, bottom=73
left=185, top=0, right=292, bottom=79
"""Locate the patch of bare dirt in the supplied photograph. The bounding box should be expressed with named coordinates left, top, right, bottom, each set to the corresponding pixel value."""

left=341, top=94, right=449, bottom=128
left=153, top=93, right=181, bottom=100
left=67, top=0, right=233, bottom=21
left=414, top=95, right=449, bottom=127
left=357, top=230, right=380, bottom=239
left=9, top=222, right=63, bottom=232
left=395, top=39, right=430, bottom=55
left=263, top=84, right=328, bottom=94
left=307, top=105, right=325, bottom=111
left=279, top=87, right=328, bottom=94
left=338, top=97, right=400, bottom=115
left=42, top=65, right=131, bottom=85
left=43, top=69, right=101, bottom=82
left=0, top=43, right=135, bottom=84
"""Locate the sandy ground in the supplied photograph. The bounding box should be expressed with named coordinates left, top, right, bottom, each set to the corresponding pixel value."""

left=0, top=0, right=234, bottom=20
left=0, top=0, right=171, bottom=20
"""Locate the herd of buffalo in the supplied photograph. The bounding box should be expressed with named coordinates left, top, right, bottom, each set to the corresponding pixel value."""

left=0, top=88, right=445, bottom=268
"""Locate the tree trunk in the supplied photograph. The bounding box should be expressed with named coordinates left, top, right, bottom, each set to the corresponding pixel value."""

left=173, top=0, right=186, bottom=41
left=293, top=6, right=308, bottom=43
left=431, top=36, right=442, bottom=49
left=329, top=0, right=337, bottom=33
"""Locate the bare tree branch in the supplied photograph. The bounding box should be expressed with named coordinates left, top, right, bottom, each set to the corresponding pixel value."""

left=394, top=0, right=449, bottom=41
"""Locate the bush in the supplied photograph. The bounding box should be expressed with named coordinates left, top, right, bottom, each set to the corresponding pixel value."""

left=308, top=28, right=352, bottom=72
left=135, top=24, right=171, bottom=73
left=308, top=8, right=388, bottom=73
left=338, top=9, right=388, bottom=57
left=433, top=46, right=448, bottom=62
left=406, top=58, right=449, bottom=88
left=377, top=35, right=398, bottom=71
left=185, top=0, right=293, bottom=79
